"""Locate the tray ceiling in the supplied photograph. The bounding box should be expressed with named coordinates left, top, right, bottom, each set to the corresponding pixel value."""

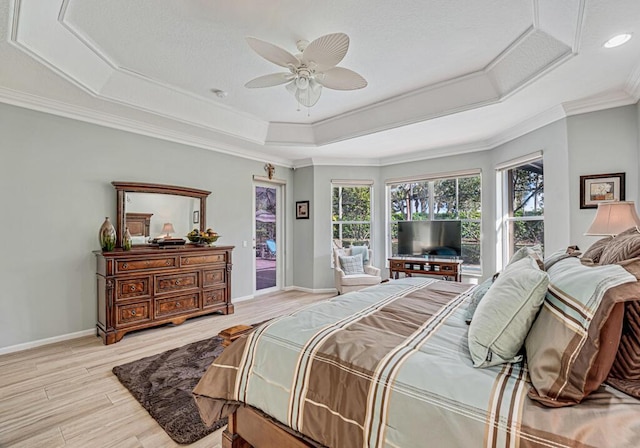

left=2, top=0, right=640, bottom=166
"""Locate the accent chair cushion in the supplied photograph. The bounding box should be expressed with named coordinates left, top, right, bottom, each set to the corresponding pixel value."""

left=339, top=254, right=365, bottom=275
left=468, top=256, right=549, bottom=368
left=349, top=245, right=370, bottom=264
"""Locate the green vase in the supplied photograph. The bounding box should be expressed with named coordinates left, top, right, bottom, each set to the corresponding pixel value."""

left=99, top=217, right=116, bottom=251
left=123, top=227, right=132, bottom=251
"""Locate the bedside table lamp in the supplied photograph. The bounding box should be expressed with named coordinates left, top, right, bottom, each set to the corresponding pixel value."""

left=585, top=201, right=640, bottom=236
left=161, top=222, right=176, bottom=238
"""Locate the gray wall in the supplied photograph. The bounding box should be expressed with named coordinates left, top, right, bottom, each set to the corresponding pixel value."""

left=0, top=102, right=293, bottom=348
left=292, top=166, right=314, bottom=289
left=2, top=100, right=639, bottom=349
left=567, top=105, right=639, bottom=251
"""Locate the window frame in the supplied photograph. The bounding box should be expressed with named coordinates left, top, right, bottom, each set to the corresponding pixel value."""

left=331, top=180, right=374, bottom=265
left=385, top=170, right=482, bottom=275
left=496, top=153, right=544, bottom=269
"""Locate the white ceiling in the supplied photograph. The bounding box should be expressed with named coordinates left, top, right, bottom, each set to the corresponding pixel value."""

left=1, top=0, right=640, bottom=167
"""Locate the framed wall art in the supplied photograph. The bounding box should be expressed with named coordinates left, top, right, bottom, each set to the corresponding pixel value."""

left=580, top=172, right=625, bottom=209
left=296, top=201, right=310, bottom=219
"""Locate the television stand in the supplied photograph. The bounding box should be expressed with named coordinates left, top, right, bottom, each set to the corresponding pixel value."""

left=388, top=257, right=463, bottom=282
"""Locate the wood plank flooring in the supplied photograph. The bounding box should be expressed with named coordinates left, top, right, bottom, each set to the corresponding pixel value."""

left=0, top=290, right=335, bottom=448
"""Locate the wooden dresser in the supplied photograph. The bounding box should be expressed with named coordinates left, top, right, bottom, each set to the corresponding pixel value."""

left=95, top=245, right=234, bottom=344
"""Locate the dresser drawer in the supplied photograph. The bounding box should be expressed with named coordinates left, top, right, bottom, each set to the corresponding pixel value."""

left=203, top=287, right=226, bottom=308
left=155, top=293, right=199, bottom=318
left=203, top=268, right=226, bottom=287
left=116, top=301, right=151, bottom=326
left=181, top=253, right=226, bottom=267
left=390, top=260, right=405, bottom=269
left=155, top=271, right=199, bottom=294
left=115, top=276, right=150, bottom=301
left=116, top=257, right=176, bottom=273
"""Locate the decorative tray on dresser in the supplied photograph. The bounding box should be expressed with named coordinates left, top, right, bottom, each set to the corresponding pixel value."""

left=95, top=244, right=234, bottom=345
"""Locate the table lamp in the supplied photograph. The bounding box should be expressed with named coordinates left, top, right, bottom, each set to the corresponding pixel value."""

left=584, top=201, right=640, bottom=236
left=161, top=222, right=176, bottom=238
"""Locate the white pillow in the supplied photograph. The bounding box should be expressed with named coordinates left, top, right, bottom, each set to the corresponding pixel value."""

left=468, top=256, right=549, bottom=368
left=339, top=254, right=365, bottom=275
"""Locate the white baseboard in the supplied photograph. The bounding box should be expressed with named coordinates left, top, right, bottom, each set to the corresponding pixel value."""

left=0, top=328, right=96, bottom=356
left=286, top=286, right=338, bottom=294
left=232, top=294, right=255, bottom=303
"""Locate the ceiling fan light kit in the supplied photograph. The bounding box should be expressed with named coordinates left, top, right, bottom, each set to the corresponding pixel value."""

left=244, top=33, right=367, bottom=110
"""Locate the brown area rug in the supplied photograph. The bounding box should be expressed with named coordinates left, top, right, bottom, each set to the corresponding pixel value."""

left=112, top=336, right=227, bottom=444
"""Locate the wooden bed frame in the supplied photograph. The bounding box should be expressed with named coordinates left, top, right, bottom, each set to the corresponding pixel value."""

left=218, top=326, right=317, bottom=448
left=222, top=406, right=314, bottom=448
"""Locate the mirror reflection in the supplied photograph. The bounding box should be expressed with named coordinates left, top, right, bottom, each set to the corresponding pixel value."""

left=125, top=192, right=200, bottom=244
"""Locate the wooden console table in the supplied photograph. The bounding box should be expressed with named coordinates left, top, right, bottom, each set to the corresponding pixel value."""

left=388, top=257, right=463, bottom=282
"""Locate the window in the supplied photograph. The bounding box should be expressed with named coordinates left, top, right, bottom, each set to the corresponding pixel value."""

left=387, top=172, right=482, bottom=273
left=498, top=156, right=544, bottom=266
left=332, top=181, right=373, bottom=251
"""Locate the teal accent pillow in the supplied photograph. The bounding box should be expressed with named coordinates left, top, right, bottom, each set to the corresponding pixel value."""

left=350, top=246, right=370, bottom=264
left=465, top=275, right=497, bottom=324
left=467, top=256, right=549, bottom=368
left=339, top=254, right=365, bottom=275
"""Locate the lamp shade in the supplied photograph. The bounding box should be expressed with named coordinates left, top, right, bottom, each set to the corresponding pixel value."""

left=161, top=222, right=175, bottom=236
left=584, top=201, right=640, bottom=236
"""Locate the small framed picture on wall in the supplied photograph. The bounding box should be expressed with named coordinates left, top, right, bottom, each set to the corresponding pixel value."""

left=580, top=172, right=625, bottom=209
left=296, top=201, right=310, bottom=219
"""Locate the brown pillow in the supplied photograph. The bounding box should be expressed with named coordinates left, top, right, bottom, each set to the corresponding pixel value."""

left=582, top=236, right=612, bottom=263
left=526, top=257, right=639, bottom=407
left=599, top=227, right=640, bottom=264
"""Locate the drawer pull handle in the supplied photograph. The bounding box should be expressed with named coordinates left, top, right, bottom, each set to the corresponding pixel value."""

left=166, top=260, right=171, bottom=265
left=175, top=280, right=180, bottom=285
left=131, top=310, right=136, bottom=316
left=130, top=285, right=136, bottom=291
left=145, top=261, right=150, bottom=266
left=184, top=259, right=189, bottom=264
left=176, top=302, right=181, bottom=307
left=122, top=263, right=128, bottom=269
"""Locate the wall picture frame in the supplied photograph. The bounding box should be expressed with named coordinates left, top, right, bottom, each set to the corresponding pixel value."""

left=296, top=201, right=310, bottom=219
left=580, top=172, right=625, bottom=209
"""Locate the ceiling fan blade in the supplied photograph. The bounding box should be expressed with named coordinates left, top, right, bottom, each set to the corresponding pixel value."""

left=301, top=33, right=349, bottom=71
left=246, top=37, right=299, bottom=68
left=316, top=67, right=367, bottom=90
left=245, top=72, right=295, bottom=88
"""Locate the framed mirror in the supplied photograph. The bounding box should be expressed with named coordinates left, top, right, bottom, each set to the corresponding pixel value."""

left=112, top=182, right=210, bottom=247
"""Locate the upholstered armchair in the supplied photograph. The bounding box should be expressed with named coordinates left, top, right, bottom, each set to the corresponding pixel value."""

left=333, top=247, right=382, bottom=294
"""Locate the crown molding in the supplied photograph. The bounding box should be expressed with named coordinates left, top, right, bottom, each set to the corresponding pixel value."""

left=561, top=89, right=638, bottom=116
left=625, top=61, right=640, bottom=101
left=0, top=86, right=293, bottom=167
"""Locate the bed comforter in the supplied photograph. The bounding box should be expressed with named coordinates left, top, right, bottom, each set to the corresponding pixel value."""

left=193, top=277, right=640, bottom=448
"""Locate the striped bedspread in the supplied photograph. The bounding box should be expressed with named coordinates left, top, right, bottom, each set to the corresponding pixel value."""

left=193, top=277, right=640, bottom=448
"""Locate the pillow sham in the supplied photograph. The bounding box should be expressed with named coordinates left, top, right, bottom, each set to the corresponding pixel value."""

left=525, top=256, right=640, bottom=407
left=507, top=244, right=544, bottom=269
left=599, top=227, right=640, bottom=264
left=582, top=236, right=612, bottom=263
left=339, top=254, right=365, bottom=275
left=468, top=256, right=549, bottom=368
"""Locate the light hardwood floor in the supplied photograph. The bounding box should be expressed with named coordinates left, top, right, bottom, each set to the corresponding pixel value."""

left=0, top=290, right=335, bottom=448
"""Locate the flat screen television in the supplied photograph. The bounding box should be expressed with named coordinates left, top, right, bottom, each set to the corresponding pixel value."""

left=396, top=220, right=462, bottom=257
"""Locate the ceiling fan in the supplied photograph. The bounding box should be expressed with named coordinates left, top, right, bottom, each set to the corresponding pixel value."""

left=244, top=33, right=367, bottom=108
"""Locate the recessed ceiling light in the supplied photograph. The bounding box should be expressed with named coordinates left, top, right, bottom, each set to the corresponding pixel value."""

left=210, top=88, right=228, bottom=98
left=603, top=33, right=632, bottom=48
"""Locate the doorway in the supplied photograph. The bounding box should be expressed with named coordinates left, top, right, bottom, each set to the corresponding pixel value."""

left=254, top=182, right=281, bottom=293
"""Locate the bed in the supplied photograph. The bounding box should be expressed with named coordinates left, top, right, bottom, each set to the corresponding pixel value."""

left=193, top=248, right=640, bottom=448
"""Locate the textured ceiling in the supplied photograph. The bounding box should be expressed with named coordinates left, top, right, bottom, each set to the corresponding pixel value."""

left=1, top=0, right=640, bottom=166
